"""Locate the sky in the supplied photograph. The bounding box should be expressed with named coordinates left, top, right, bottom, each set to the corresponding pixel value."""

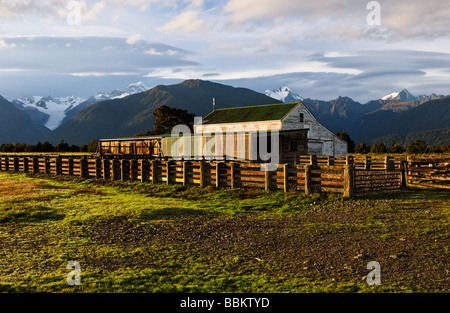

left=0, top=0, right=450, bottom=102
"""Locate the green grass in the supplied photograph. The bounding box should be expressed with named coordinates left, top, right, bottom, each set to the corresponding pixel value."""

left=0, top=172, right=448, bottom=293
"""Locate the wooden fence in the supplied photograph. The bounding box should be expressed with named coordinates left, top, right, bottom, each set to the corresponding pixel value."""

left=0, top=154, right=418, bottom=197
left=406, top=157, right=450, bottom=184
left=6, top=153, right=447, bottom=194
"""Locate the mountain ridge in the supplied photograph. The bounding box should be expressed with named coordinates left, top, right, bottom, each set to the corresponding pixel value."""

left=44, top=80, right=281, bottom=145
left=1, top=81, right=449, bottom=147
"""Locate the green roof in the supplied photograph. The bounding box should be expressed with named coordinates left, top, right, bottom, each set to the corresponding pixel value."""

left=202, top=102, right=300, bottom=124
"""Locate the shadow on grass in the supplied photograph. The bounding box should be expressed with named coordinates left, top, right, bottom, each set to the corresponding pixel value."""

left=0, top=205, right=65, bottom=224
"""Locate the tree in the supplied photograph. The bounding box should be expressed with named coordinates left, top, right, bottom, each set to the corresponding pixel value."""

left=41, top=141, right=55, bottom=152
left=56, top=140, right=70, bottom=152
left=136, top=105, right=195, bottom=136
left=371, top=142, right=387, bottom=154
left=87, top=140, right=99, bottom=153
left=406, top=140, right=427, bottom=154
left=355, top=142, right=370, bottom=154
left=388, top=142, right=404, bottom=154
left=335, top=131, right=355, bottom=153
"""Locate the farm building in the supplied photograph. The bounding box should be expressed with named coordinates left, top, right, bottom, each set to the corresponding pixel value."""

left=98, top=136, right=164, bottom=158
left=98, top=101, right=345, bottom=163
left=99, top=129, right=308, bottom=164
left=195, top=102, right=348, bottom=156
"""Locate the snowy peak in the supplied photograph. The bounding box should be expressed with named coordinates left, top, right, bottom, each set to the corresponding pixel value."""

left=381, top=89, right=445, bottom=102
left=264, top=86, right=304, bottom=103
left=12, top=95, right=85, bottom=130
left=9, top=82, right=148, bottom=130
left=95, top=81, right=148, bottom=100
left=381, top=89, right=417, bottom=102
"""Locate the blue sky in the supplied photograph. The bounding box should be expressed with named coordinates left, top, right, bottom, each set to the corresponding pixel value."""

left=0, top=0, right=450, bottom=102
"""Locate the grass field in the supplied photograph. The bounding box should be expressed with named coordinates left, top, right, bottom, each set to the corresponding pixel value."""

left=0, top=172, right=448, bottom=293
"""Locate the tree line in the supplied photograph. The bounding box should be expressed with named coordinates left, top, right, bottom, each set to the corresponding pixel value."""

left=0, top=140, right=99, bottom=153
left=335, top=131, right=450, bottom=154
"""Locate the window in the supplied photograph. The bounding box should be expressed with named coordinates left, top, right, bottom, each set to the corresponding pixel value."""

left=289, top=141, right=298, bottom=152
left=299, top=113, right=304, bottom=123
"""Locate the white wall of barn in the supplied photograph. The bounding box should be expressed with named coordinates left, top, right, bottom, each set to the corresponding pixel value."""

left=281, top=103, right=348, bottom=156
left=195, top=120, right=282, bottom=134
left=194, top=102, right=347, bottom=157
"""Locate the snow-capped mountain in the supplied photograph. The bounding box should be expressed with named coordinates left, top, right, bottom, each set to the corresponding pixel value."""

left=11, top=95, right=85, bottom=130
left=94, top=81, right=148, bottom=101
left=381, top=89, right=446, bottom=103
left=264, top=86, right=304, bottom=103
left=381, top=89, right=417, bottom=102
left=9, top=82, right=149, bottom=130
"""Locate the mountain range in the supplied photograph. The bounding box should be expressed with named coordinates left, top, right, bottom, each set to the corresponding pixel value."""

left=7, top=82, right=148, bottom=130
left=1, top=81, right=449, bottom=148
left=44, top=80, right=279, bottom=145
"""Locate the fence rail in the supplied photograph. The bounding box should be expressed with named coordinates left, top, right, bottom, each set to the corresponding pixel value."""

left=2, top=154, right=447, bottom=196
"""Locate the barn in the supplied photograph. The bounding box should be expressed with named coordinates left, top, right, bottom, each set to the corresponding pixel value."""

left=195, top=102, right=347, bottom=156
left=98, top=101, right=346, bottom=164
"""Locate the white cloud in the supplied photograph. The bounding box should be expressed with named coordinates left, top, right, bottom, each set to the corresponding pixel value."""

left=71, top=71, right=140, bottom=77
left=80, top=1, right=106, bottom=22
left=145, top=48, right=163, bottom=55
left=126, top=33, right=141, bottom=44
left=144, top=48, right=179, bottom=56
left=158, top=10, right=206, bottom=33
left=0, top=39, right=16, bottom=50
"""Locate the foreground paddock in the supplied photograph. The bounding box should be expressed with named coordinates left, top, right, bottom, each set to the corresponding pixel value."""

left=0, top=172, right=448, bottom=292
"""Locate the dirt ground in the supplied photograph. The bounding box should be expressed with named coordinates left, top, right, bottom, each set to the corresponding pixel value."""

left=84, top=199, right=449, bottom=292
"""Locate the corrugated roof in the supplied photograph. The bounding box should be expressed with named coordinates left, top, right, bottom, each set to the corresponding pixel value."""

left=201, top=102, right=300, bottom=124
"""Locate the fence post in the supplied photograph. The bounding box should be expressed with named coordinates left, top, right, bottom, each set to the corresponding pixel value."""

left=13, top=157, right=19, bottom=172
left=166, top=160, right=171, bottom=185
left=130, top=159, right=137, bottom=181
left=94, top=158, right=100, bottom=179
left=310, top=155, right=317, bottom=166
left=23, top=157, right=28, bottom=173
left=364, top=155, right=371, bottom=170
left=230, top=162, right=236, bottom=189
left=44, top=157, right=50, bottom=174
left=283, top=163, right=289, bottom=193
left=183, top=161, right=189, bottom=186
left=102, top=159, right=108, bottom=180
left=80, top=157, right=88, bottom=178
left=55, top=157, right=62, bottom=175
left=215, top=162, right=222, bottom=188
left=345, top=155, right=353, bottom=165
left=400, top=160, right=407, bottom=189
left=327, top=156, right=334, bottom=166
left=264, top=164, right=272, bottom=192
left=68, top=157, right=74, bottom=176
left=343, top=164, right=354, bottom=198
left=120, top=159, right=126, bottom=181
left=111, top=159, right=118, bottom=181
left=32, top=157, right=38, bottom=174
left=385, top=156, right=394, bottom=170
left=151, top=160, right=158, bottom=184
left=305, top=164, right=312, bottom=195
left=140, top=159, right=145, bottom=182
left=200, top=160, right=207, bottom=188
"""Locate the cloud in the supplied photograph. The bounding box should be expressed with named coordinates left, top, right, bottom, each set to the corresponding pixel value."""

left=0, top=39, right=16, bottom=50
left=222, top=0, right=450, bottom=41
left=144, top=48, right=178, bottom=56
left=158, top=10, right=206, bottom=33
left=80, top=1, right=106, bottom=22
left=0, top=0, right=106, bottom=22
left=0, top=36, right=198, bottom=76
left=71, top=71, right=140, bottom=77
left=126, top=33, right=142, bottom=44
